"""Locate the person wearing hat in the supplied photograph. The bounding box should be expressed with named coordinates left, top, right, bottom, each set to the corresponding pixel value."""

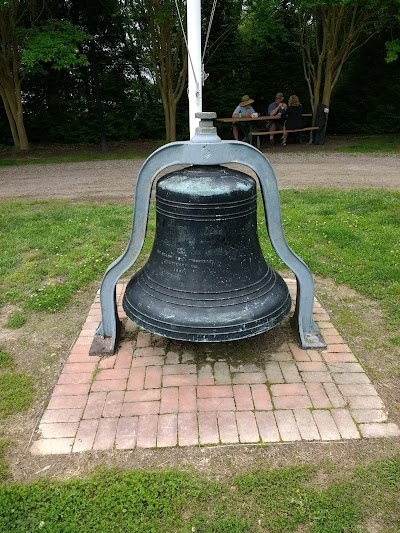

left=266, top=92, right=287, bottom=144
left=232, top=95, right=256, bottom=141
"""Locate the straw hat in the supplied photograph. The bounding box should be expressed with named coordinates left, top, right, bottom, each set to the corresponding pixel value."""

left=239, top=95, right=254, bottom=106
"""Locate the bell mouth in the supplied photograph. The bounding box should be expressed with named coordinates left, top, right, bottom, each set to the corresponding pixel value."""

left=122, top=270, right=291, bottom=343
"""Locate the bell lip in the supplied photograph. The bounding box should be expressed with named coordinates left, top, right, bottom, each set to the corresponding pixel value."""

left=122, top=290, right=291, bottom=343
left=122, top=301, right=291, bottom=343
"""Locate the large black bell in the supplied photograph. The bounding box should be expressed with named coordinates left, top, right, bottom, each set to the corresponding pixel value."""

left=123, top=165, right=291, bottom=342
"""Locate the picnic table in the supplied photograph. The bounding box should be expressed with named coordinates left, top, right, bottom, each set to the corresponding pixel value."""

left=216, top=114, right=316, bottom=147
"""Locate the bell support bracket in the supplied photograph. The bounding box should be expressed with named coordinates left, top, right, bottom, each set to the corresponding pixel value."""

left=89, top=112, right=326, bottom=355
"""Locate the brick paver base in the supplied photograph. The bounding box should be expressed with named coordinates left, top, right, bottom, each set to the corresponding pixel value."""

left=31, top=280, right=400, bottom=454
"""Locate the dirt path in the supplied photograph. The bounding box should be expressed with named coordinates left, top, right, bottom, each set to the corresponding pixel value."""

left=0, top=152, right=399, bottom=202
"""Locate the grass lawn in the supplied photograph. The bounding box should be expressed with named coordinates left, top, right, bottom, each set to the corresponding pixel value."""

left=1, top=190, right=398, bottom=340
left=0, top=189, right=399, bottom=531
left=337, top=135, right=400, bottom=153
left=0, top=458, right=399, bottom=532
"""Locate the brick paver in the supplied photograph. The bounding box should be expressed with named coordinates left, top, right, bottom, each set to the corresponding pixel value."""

left=294, top=409, right=320, bottom=441
left=178, top=385, right=197, bottom=412
left=236, top=411, right=259, bottom=443
left=331, top=409, right=360, bottom=439
left=160, top=387, right=179, bottom=414
left=218, top=411, right=239, bottom=443
left=313, top=410, right=341, bottom=440
left=93, top=418, right=118, bottom=450
left=265, top=361, right=285, bottom=383
left=136, top=414, right=158, bottom=447
left=115, top=417, right=138, bottom=449
left=198, top=412, right=219, bottom=444
left=255, top=412, right=280, bottom=442
left=73, top=419, right=98, bottom=452
left=157, top=414, right=178, bottom=447
left=359, top=423, right=400, bottom=438
left=275, top=410, right=301, bottom=441
left=30, top=281, right=400, bottom=455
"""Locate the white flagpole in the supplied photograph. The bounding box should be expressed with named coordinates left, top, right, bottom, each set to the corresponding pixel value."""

left=187, top=0, right=202, bottom=138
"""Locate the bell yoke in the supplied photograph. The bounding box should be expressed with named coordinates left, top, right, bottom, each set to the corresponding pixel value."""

left=89, top=112, right=326, bottom=355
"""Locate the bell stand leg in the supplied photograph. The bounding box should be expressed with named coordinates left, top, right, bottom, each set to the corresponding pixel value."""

left=90, top=142, right=194, bottom=355
left=90, top=112, right=325, bottom=355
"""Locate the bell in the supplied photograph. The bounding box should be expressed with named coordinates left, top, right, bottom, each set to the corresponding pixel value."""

left=123, top=165, right=291, bottom=342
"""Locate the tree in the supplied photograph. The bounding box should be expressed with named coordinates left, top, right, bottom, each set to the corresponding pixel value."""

left=0, top=0, right=38, bottom=150
left=296, top=0, right=390, bottom=119
left=385, top=0, right=400, bottom=62
left=122, top=0, right=187, bottom=143
left=0, top=1, right=89, bottom=150
left=201, top=0, right=245, bottom=116
left=237, top=1, right=306, bottom=115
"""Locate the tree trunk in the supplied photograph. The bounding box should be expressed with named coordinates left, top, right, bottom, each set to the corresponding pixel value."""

left=161, top=90, right=177, bottom=143
left=15, top=111, right=29, bottom=150
left=0, top=9, right=30, bottom=150
left=127, top=0, right=187, bottom=143
left=1, top=92, right=19, bottom=146
left=0, top=86, right=29, bottom=150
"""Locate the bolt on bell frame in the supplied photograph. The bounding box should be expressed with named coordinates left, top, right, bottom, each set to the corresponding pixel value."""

left=89, top=112, right=326, bottom=356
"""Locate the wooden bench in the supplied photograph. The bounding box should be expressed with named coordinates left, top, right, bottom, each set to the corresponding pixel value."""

left=252, top=126, right=319, bottom=149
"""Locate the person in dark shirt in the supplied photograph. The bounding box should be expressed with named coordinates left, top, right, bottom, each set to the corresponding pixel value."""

left=280, top=95, right=303, bottom=146
left=266, top=92, right=287, bottom=144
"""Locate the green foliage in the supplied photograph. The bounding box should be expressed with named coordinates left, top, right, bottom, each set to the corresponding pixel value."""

left=22, top=21, right=91, bottom=71
left=354, top=457, right=400, bottom=528
left=0, top=373, right=34, bottom=418
left=240, top=0, right=287, bottom=47
left=235, top=466, right=358, bottom=532
left=386, top=38, right=400, bottom=62
left=317, top=27, right=400, bottom=134
left=0, top=352, right=13, bottom=369
left=0, top=459, right=399, bottom=531
left=0, top=469, right=204, bottom=532
left=5, top=311, right=26, bottom=329
left=0, top=0, right=397, bottom=144
left=0, top=347, right=34, bottom=418
left=0, top=439, right=10, bottom=483
left=0, top=351, right=33, bottom=422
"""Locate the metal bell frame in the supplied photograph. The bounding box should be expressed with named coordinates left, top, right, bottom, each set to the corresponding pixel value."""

left=89, top=112, right=326, bottom=355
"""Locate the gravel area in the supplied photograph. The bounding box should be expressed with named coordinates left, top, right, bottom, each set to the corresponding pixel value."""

left=0, top=152, right=399, bottom=202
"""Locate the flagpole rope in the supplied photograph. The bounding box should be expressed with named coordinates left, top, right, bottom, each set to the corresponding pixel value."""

left=174, top=0, right=199, bottom=89
left=202, top=0, right=218, bottom=63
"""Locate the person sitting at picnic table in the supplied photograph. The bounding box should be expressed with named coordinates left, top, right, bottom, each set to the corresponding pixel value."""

left=232, top=95, right=256, bottom=141
left=280, top=94, right=303, bottom=146
left=266, top=92, right=287, bottom=144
